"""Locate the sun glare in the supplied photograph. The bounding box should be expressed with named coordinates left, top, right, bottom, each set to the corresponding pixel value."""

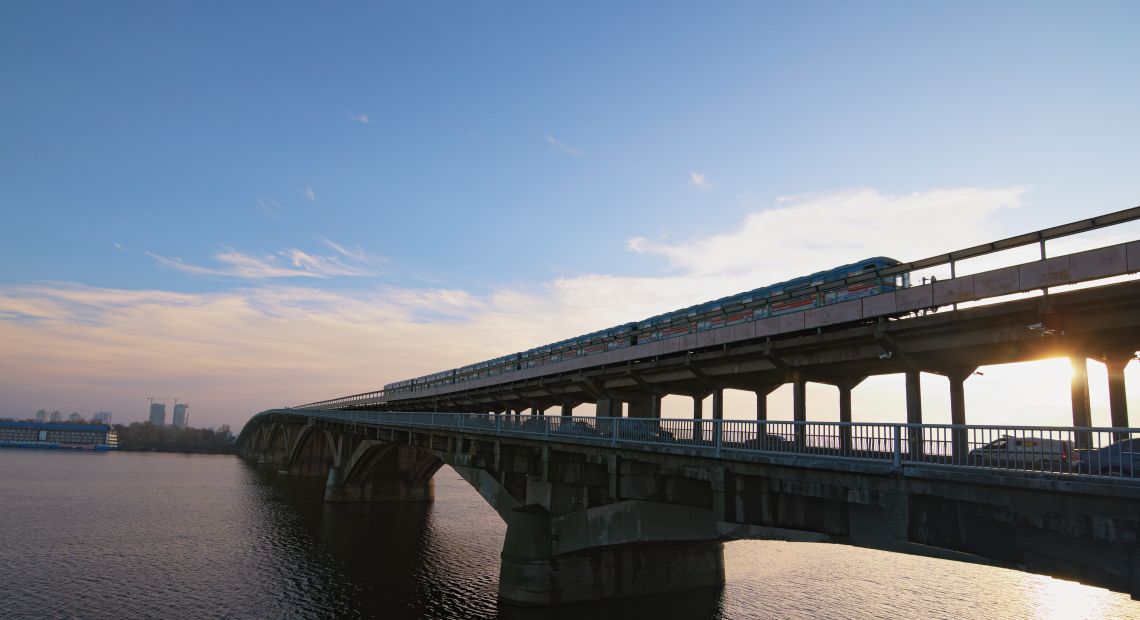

left=1030, top=576, right=1120, bottom=619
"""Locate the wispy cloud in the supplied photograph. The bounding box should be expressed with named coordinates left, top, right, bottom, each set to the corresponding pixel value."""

left=147, top=242, right=384, bottom=280
left=113, top=243, right=124, bottom=251
left=256, top=197, right=283, bottom=216
left=690, top=170, right=711, bottom=189
left=320, top=237, right=385, bottom=266
left=545, top=134, right=582, bottom=156
left=350, top=112, right=370, bottom=125
left=303, top=186, right=316, bottom=203
left=628, top=187, right=1024, bottom=278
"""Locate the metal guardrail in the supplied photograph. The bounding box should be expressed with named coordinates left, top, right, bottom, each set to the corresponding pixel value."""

left=271, top=410, right=1140, bottom=482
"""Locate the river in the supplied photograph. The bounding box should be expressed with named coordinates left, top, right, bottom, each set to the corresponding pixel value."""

left=0, top=449, right=1136, bottom=619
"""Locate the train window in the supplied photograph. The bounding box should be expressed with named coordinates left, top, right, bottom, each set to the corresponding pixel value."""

left=863, top=264, right=876, bottom=271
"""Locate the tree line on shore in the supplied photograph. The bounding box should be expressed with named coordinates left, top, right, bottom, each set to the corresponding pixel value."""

left=113, top=422, right=236, bottom=454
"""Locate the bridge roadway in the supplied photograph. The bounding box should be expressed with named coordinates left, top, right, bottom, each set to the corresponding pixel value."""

left=239, top=407, right=1140, bottom=606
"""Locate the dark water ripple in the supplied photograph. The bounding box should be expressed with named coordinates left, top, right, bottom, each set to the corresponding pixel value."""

left=0, top=450, right=1136, bottom=619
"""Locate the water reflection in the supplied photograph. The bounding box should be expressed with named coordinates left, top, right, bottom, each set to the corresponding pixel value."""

left=2, top=452, right=1135, bottom=619
left=254, top=464, right=1140, bottom=620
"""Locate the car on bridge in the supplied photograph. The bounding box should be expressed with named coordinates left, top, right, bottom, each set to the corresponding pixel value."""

left=967, top=435, right=1076, bottom=471
left=739, top=433, right=798, bottom=452
left=553, top=420, right=605, bottom=440
left=1077, top=438, right=1139, bottom=477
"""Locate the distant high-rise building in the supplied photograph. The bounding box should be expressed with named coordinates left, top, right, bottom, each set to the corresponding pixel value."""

left=49, top=410, right=62, bottom=423
left=148, top=403, right=166, bottom=426
left=35, top=409, right=47, bottom=423
left=93, top=411, right=112, bottom=424
left=68, top=412, right=82, bottom=423
left=172, top=404, right=189, bottom=428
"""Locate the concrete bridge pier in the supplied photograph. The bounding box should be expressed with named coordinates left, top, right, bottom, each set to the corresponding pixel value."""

left=497, top=503, right=720, bottom=606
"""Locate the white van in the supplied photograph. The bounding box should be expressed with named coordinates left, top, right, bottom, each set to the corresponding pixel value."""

left=967, top=435, right=1076, bottom=471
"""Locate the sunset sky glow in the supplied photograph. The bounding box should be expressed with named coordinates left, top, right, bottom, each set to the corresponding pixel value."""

left=2, top=2, right=1139, bottom=427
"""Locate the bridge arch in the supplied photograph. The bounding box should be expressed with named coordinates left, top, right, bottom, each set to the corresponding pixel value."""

left=286, top=424, right=339, bottom=476
left=327, top=440, right=443, bottom=503
left=262, top=423, right=289, bottom=466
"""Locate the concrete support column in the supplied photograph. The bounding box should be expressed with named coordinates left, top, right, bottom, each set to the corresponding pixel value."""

left=1071, top=357, right=1093, bottom=450
left=793, top=378, right=807, bottom=449
left=711, top=389, right=724, bottom=421
left=627, top=396, right=660, bottom=419
left=905, top=370, right=924, bottom=460
left=596, top=398, right=621, bottom=419
left=560, top=402, right=575, bottom=418
left=692, top=394, right=705, bottom=442
left=947, top=368, right=975, bottom=463
left=1106, top=353, right=1132, bottom=435
left=754, top=385, right=780, bottom=421
left=836, top=378, right=865, bottom=454
left=754, top=384, right=780, bottom=443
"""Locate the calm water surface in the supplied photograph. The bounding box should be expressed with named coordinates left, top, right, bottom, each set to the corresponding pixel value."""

left=1, top=449, right=1136, bottom=619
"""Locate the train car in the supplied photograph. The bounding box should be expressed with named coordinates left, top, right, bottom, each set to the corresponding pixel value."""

left=382, top=256, right=906, bottom=397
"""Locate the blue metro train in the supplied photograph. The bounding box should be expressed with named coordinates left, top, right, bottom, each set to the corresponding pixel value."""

left=383, top=257, right=907, bottom=396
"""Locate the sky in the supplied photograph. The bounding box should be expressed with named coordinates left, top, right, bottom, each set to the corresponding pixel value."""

left=1, top=2, right=1139, bottom=428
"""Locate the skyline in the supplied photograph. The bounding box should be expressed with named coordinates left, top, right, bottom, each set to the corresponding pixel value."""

left=2, top=3, right=1139, bottom=426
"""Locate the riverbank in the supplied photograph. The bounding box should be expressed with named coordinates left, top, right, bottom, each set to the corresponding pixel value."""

left=116, top=444, right=237, bottom=455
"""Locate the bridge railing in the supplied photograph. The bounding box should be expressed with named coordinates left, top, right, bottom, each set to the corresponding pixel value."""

left=288, top=409, right=1140, bottom=481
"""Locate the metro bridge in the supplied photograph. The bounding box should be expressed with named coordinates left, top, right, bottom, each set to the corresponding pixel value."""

left=239, top=208, right=1140, bottom=605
